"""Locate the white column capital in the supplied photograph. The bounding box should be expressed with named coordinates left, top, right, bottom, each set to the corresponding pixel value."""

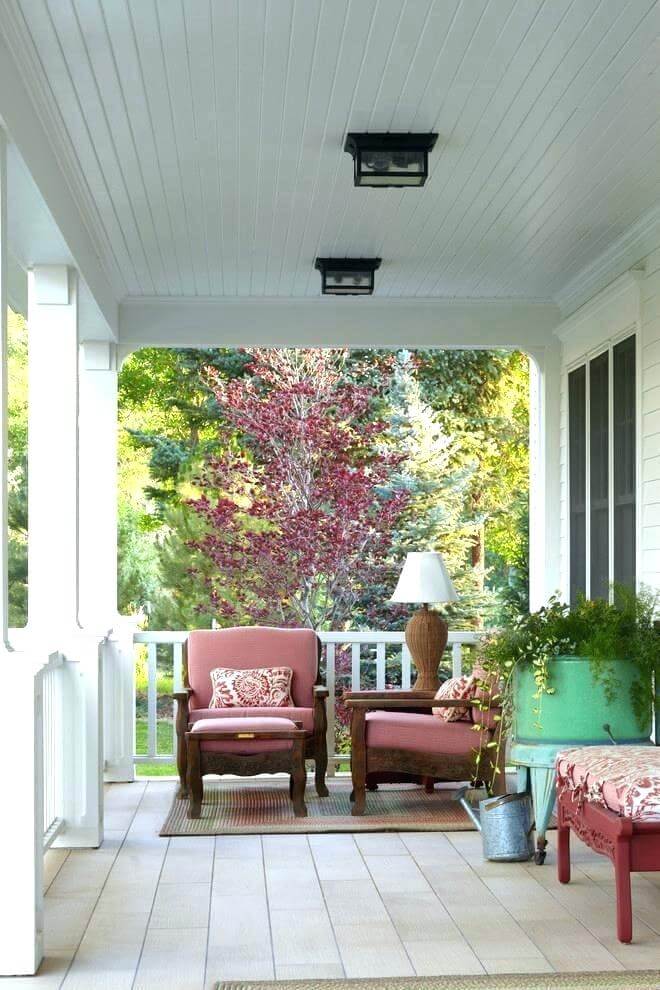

left=81, top=339, right=117, bottom=371
left=31, top=265, right=71, bottom=305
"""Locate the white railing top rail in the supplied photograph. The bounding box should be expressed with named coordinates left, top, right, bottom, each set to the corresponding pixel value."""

left=134, top=629, right=481, bottom=644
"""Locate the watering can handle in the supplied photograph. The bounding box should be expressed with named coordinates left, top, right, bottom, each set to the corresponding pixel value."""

left=485, top=791, right=531, bottom=812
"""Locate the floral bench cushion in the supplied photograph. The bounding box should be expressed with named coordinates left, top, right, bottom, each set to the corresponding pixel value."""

left=556, top=745, right=660, bottom=823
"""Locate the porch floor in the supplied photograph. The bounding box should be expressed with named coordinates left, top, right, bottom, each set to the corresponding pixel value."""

left=21, top=780, right=660, bottom=988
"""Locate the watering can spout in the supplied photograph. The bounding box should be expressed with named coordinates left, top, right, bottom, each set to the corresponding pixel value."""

left=454, top=785, right=481, bottom=831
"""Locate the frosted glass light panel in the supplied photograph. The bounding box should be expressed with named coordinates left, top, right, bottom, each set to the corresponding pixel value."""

left=344, top=134, right=438, bottom=188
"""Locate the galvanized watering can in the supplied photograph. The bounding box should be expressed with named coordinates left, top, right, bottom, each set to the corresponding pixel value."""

left=455, top=786, right=535, bottom=862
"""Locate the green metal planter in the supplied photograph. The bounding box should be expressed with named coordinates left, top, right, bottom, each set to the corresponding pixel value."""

left=510, top=656, right=652, bottom=864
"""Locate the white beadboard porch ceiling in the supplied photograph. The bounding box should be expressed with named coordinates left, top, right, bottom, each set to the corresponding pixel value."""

left=8, top=0, right=660, bottom=301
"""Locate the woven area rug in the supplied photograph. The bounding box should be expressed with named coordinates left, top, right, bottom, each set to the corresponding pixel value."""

left=160, top=778, right=475, bottom=836
left=217, top=972, right=660, bottom=990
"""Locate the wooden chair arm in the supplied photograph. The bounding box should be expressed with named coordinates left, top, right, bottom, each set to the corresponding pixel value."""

left=313, top=685, right=329, bottom=699
left=345, top=695, right=441, bottom=711
left=173, top=689, right=193, bottom=702
left=344, top=689, right=436, bottom=701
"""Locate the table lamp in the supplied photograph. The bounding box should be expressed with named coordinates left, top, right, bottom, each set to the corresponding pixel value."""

left=390, top=551, right=458, bottom=691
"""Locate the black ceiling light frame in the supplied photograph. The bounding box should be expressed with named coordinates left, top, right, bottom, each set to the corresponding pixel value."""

left=344, top=132, right=438, bottom=187
left=314, top=257, right=382, bottom=296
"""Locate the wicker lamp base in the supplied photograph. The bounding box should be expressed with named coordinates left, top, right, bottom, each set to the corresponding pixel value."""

left=405, top=605, right=448, bottom=692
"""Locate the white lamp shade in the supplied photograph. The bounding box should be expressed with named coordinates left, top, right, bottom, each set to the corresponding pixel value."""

left=390, top=551, right=458, bottom=604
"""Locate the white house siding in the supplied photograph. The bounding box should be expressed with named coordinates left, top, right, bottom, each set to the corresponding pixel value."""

left=556, top=251, right=660, bottom=601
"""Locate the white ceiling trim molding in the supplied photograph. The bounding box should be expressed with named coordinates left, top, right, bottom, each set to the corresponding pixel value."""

left=555, top=270, right=643, bottom=368
left=0, top=0, right=121, bottom=333
left=555, top=203, right=660, bottom=318
left=119, top=295, right=561, bottom=353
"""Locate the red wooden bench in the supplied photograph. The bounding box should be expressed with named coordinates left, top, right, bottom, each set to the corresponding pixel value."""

left=556, top=746, right=660, bottom=943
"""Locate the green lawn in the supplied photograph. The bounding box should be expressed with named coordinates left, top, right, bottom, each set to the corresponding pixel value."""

left=135, top=718, right=176, bottom=776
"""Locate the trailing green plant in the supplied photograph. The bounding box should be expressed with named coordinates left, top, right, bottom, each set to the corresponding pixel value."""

left=472, top=585, right=660, bottom=793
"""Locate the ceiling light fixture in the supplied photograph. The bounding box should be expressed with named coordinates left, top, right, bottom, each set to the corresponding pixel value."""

left=344, top=133, right=438, bottom=187
left=314, top=258, right=382, bottom=296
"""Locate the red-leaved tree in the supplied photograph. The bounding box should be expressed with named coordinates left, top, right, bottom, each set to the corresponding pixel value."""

left=187, top=349, right=408, bottom=629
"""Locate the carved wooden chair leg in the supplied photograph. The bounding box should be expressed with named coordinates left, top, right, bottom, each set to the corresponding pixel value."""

left=186, top=735, right=203, bottom=819
left=289, top=774, right=294, bottom=799
left=315, top=757, right=329, bottom=798
left=177, top=732, right=188, bottom=799
left=291, top=736, right=307, bottom=817
left=423, top=776, right=435, bottom=793
left=350, top=708, right=367, bottom=816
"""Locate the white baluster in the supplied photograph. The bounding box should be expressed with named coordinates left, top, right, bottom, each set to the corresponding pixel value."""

left=351, top=643, right=360, bottom=691
left=147, top=642, right=157, bottom=758
left=325, top=643, right=336, bottom=776
left=376, top=641, right=386, bottom=690
left=452, top=642, right=462, bottom=678
left=402, top=644, right=412, bottom=690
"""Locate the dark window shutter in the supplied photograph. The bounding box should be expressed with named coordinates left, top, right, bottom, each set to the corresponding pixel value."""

left=568, top=366, right=586, bottom=604
left=613, top=336, right=636, bottom=590
left=589, top=351, right=609, bottom=600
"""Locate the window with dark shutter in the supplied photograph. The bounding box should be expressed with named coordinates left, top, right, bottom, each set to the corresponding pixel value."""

left=589, top=351, right=609, bottom=600
left=568, top=366, right=586, bottom=604
left=613, top=336, right=636, bottom=590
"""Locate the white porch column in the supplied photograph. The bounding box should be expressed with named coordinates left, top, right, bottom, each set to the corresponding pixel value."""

left=27, top=264, right=79, bottom=633
left=79, top=341, right=135, bottom=782
left=0, top=131, right=44, bottom=975
left=528, top=342, right=562, bottom=610
left=27, top=267, right=103, bottom=847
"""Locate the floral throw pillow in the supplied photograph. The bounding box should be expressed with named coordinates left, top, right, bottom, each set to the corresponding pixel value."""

left=432, top=673, right=475, bottom=722
left=209, top=666, right=294, bottom=709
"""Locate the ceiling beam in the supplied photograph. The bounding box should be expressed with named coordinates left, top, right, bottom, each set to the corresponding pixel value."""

left=119, top=296, right=561, bottom=355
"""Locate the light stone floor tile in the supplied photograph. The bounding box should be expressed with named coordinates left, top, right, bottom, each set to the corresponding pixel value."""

left=321, top=878, right=390, bottom=925
left=149, top=882, right=211, bottom=930
left=265, top=864, right=324, bottom=910
left=522, top=919, right=624, bottom=972
left=60, top=918, right=148, bottom=990
left=208, top=893, right=271, bottom=951
left=380, top=889, right=458, bottom=940
left=400, top=831, right=458, bottom=865
left=262, top=833, right=313, bottom=864
left=43, top=849, right=70, bottom=892
left=214, top=834, right=262, bottom=859
left=403, top=937, right=484, bottom=975
left=134, top=927, right=207, bottom=990
left=270, top=907, right=341, bottom=967
left=213, top=856, right=265, bottom=896
left=160, top=836, right=214, bottom=884
left=333, top=922, right=414, bottom=978
left=364, top=853, right=433, bottom=893
left=44, top=895, right=98, bottom=953
left=353, top=832, right=409, bottom=856
left=484, top=956, right=554, bottom=974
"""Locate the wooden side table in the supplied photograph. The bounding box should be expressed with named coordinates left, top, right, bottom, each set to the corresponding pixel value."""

left=185, top=716, right=308, bottom=819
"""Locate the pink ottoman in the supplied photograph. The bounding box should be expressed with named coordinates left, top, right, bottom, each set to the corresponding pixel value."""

left=185, top=716, right=307, bottom=819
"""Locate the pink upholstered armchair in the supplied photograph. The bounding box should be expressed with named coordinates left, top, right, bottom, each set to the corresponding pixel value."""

left=174, top=627, right=329, bottom=798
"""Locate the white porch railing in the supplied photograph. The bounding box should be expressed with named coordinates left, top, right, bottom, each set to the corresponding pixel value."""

left=133, top=629, right=481, bottom=770
left=37, top=653, right=65, bottom=849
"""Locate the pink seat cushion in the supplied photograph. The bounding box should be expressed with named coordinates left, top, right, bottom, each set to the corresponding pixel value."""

left=190, top=716, right=298, bottom=754
left=557, top=746, right=660, bottom=822
left=186, top=627, right=319, bottom=710
left=366, top=711, right=479, bottom=756
left=189, top=706, right=313, bottom=733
